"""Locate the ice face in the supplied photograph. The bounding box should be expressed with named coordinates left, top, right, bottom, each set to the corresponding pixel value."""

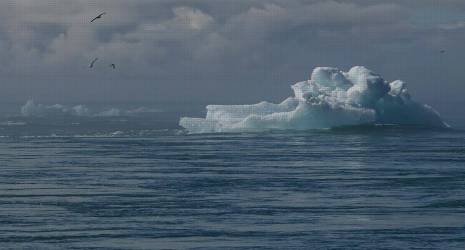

left=180, top=66, right=448, bottom=133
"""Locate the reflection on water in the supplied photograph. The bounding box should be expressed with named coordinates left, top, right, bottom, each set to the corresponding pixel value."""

left=1, top=126, right=464, bottom=249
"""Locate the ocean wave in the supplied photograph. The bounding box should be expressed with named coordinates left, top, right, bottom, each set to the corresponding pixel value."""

left=180, top=66, right=448, bottom=133
left=5, top=129, right=184, bottom=139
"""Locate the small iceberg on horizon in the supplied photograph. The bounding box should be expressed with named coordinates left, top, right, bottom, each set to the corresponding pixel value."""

left=20, top=100, right=162, bottom=118
left=180, top=66, right=447, bottom=133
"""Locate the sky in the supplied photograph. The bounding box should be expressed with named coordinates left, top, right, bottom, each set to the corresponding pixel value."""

left=1, top=0, right=465, bottom=117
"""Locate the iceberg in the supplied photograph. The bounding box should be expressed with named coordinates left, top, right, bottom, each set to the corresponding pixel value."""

left=20, top=100, right=161, bottom=117
left=21, top=100, right=91, bottom=117
left=180, top=66, right=447, bottom=133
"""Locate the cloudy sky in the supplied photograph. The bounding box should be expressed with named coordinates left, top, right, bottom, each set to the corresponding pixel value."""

left=1, top=0, right=465, bottom=114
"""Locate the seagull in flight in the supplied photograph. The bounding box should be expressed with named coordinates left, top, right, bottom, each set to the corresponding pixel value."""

left=89, top=58, right=98, bottom=68
left=90, top=12, right=106, bottom=23
left=110, top=64, right=116, bottom=69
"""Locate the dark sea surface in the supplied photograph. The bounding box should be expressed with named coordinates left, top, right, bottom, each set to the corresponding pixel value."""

left=0, top=103, right=464, bottom=249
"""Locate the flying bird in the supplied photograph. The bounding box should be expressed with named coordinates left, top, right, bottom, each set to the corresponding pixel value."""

left=89, top=58, right=98, bottom=68
left=110, top=63, right=116, bottom=69
left=440, top=50, right=446, bottom=54
left=90, top=12, right=106, bottom=23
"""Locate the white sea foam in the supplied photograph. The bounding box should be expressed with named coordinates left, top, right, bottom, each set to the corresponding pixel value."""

left=180, top=66, right=447, bottom=133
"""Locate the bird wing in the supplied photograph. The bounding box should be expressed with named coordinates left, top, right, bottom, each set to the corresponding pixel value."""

left=90, top=12, right=106, bottom=22
left=90, top=58, right=98, bottom=68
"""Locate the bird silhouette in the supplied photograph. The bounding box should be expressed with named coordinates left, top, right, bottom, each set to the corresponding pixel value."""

left=110, top=63, right=116, bottom=69
left=90, top=12, right=106, bottom=23
left=440, top=50, right=445, bottom=54
left=89, top=58, right=98, bottom=68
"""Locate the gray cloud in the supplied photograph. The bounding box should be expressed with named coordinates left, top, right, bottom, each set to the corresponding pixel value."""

left=0, top=0, right=464, bottom=118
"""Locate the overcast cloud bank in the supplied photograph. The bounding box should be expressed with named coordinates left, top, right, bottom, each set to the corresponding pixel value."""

left=0, top=1, right=464, bottom=112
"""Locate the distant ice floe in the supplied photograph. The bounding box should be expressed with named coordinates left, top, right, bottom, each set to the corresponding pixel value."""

left=0, top=121, right=27, bottom=126
left=180, top=66, right=447, bottom=133
left=21, top=100, right=90, bottom=117
left=20, top=100, right=161, bottom=117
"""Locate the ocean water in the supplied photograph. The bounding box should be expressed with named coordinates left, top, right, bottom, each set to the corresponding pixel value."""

left=0, top=104, right=465, bottom=249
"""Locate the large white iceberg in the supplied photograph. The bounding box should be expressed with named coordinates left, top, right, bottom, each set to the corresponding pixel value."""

left=180, top=66, right=447, bottom=133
